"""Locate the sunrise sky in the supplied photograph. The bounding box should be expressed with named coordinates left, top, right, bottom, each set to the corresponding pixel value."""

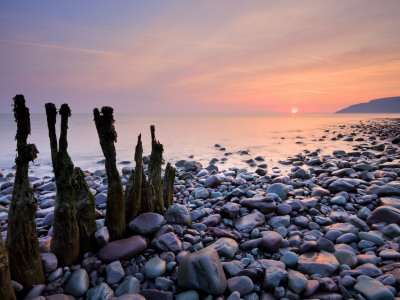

left=1, top=1, right=399, bottom=113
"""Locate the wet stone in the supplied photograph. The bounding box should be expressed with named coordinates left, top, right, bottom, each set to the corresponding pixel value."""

left=177, top=247, right=227, bottom=296
left=234, top=212, right=265, bottom=233
left=129, top=212, right=164, bottom=235
left=354, top=275, right=395, bottom=300
left=297, top=252, right=340, bottom=277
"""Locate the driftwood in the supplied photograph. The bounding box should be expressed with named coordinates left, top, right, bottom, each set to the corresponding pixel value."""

left=6, top=95, right=45, bottom=289
left=45, top=103, right=80, bottom=266
left=94, top=107, right=125, bottom=240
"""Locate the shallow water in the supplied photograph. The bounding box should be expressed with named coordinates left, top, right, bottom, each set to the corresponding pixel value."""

left=0, top=113, right=399, bottom=177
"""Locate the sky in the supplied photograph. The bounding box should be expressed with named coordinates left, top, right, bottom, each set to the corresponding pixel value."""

left=0, top=1, right=400, bottom=113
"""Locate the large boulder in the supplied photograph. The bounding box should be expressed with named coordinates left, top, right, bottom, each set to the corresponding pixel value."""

left=177, top=247, right=227, bottom=296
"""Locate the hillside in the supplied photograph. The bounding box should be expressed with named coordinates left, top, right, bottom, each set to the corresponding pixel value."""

left=336, top=97, right=400, bottom=113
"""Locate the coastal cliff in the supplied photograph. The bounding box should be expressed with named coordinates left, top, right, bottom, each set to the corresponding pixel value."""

left=336, top=97, right=400, bottom=113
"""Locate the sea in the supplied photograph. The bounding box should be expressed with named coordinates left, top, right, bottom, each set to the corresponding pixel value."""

left=0, top=113, right=399, bottom=178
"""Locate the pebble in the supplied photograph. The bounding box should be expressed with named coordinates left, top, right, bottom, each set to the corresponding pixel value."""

left=63, top=268, right=90, bottom=297
left=86, top=282, right=114, bottom=300
left=287, top=270, right=308, bottom=293
left=354, top=275, right=395, bottom=300
left=227, top=276, right=254, bottom=296
left=259, top=231, right=282, bottom=253
left=164, top=204, right=191, bottom=226
left=128, top=212, right=164, bottom=235
left=106, top=260, right=125, bottom=285
left=41, top=252, right=58, bottom=273
left=144, top=255, right=166, bottom=279
left=207, top=237, right=238, bottom=258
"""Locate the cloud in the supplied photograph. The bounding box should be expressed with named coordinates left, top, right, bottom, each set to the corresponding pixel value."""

left=0, top=38, right=118, bottom=56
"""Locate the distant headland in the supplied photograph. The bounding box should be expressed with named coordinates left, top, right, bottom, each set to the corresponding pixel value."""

left=336, top=97, right=400, bottom=113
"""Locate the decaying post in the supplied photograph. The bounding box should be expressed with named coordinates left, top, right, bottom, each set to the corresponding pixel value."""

left=0, top=238, right=16, bottom=300
left=141, top=169, right=151, bottom=213
left=93, top=107, right=125, bottom=240
left=163, top=162, right=176, bottom=209
left=45, top=103, right=80, bottom=266
left=148, top=125, right=164, bottom=214
left=125, top=134, right=143, bottom=223
left=74, top=167, right=98, bottom=254
left=6, top=95, right=45, bottom=289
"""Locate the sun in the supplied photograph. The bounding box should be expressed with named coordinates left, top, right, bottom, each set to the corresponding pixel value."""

left=291, top=108, right=298, bottom=114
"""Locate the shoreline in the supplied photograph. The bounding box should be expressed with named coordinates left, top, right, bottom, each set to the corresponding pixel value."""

left=1, top=117, right=400, bottom=299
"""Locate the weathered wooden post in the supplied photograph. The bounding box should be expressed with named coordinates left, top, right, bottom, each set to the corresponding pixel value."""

left=93, top=107, right=125, bottom=240
left=7, top=95, right=45, bottom=289
left=125, top=134, right=143, bottom=223
left=45, top=103, right=80, bottom=266
left=0, top=238, right=16, bottom=300
left=163, top=162, right=176, bottom=209
left=148, top=125, right=164, bottom=214
left=74, top=167, right=98, bottom=254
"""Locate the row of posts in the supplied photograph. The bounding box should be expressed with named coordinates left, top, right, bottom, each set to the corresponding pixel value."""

left=0, top=95, right=176, bottom=299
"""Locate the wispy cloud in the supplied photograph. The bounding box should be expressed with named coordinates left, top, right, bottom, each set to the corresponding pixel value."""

left=0, top=38, right=118, bottom=56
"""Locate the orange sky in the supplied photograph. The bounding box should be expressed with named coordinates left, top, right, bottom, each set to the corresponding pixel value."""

left=0, top=1, right=399, bottom=113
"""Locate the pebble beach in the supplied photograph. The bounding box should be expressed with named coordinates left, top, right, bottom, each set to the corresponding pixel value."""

left=2, top=117, right=400, bottom=300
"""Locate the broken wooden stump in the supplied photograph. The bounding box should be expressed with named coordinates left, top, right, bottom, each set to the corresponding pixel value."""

left=45, top=103, right=80, bottom=266
left=6, top=95, right=45, bottom=289
left=94, top=106, right=125, bottom=240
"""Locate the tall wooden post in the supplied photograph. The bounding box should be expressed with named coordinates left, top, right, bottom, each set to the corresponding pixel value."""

left=45, top=103, right=80, bottom=266
left=7, top=95, right=45, bottom=289
left=93, top=107, right=125, bottom=240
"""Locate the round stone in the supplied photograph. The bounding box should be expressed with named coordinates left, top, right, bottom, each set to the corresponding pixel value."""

left=144, top=256, right=166, bottom=279
left=259, top=232, right=283, bottom=253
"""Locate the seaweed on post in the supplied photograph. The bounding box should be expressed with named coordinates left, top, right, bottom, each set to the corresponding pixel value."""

left=74, top=167, right=98, bottom=255
left=125, top=134, right=143, bottom=223
left=163, top=162, right=176, bottom=209
left=148, top=125, right=164, bottom=214
left=0, top=238, right=16, bottom=300
left=6, top=94, right=45, bottom=289
left=93, top=107, right=125, bottom=240
left=45, top=103, right=80, bottom=266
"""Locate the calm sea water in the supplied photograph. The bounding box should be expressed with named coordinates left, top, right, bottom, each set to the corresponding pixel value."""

left=0, top=113, right=398, bottom=178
